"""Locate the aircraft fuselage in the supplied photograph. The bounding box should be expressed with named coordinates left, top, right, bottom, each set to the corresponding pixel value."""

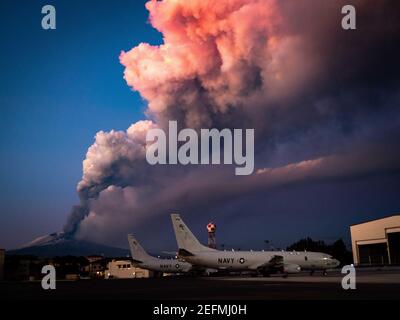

left=182, top=250, right=339, bottom=271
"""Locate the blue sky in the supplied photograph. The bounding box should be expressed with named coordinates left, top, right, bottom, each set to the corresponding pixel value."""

left=0, top=0, right=160, bottom=248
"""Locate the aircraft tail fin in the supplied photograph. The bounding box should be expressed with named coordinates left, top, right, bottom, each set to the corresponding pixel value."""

left=127, top=234, right=152, bottom=262
left=171, top=214, right=214, bottom=254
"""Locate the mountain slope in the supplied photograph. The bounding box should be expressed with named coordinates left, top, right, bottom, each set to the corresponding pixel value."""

left=8, top=233, right=129, bottom=257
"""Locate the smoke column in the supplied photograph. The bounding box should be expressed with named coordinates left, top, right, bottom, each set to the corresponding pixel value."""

left=62, top=0, right=400, bottom=245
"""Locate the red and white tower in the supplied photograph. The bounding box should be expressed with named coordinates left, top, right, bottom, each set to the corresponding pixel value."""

left=207, top=222, right=217, bottom=249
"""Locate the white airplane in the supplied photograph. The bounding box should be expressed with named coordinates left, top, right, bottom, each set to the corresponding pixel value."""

left=127, top=234, right=192, bottom=274
left=171, top=214, right=340, bottom=277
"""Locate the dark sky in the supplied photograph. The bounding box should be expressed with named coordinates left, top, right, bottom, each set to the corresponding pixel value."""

left=1, top=0, right=399, bottom=252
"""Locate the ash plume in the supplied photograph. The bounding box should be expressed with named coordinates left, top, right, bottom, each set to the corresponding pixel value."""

left=62, top=0, right=400, bottom=246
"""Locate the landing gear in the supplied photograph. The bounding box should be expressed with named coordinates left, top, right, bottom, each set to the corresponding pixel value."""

left=310, top=270, right=315, bottom=276
left=323, top=270, right=328, bottom=276
left=282, top=273, right=288, bottom=279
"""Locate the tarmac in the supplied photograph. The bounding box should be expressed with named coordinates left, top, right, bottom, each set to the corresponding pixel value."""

left=1, top=269, right=399, bottom=300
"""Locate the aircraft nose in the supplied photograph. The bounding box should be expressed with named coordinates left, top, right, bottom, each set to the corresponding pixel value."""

left=333, top=259, right=340, bottom=267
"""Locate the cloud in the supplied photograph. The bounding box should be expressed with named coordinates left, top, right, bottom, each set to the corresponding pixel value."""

left=75, top=140, right=400, bottom=244
left=119, top=0, right=311, bottom=129
left=63, top=120, right=157, bottom=235
left=63, top=0, right=400, bottom=246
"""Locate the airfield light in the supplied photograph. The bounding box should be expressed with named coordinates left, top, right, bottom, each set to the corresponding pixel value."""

left=207, top=222, right=217, bottom=249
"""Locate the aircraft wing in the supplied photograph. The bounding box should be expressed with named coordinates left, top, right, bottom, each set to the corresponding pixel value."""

left=189, top=264, right=218, bottom=275
left=254, top=255, right=284, bottom=272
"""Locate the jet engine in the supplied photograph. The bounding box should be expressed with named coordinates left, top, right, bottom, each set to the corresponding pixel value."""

left=283, top=264, right=301, bottom=273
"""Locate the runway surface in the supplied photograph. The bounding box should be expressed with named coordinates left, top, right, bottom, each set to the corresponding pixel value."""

left=1, top=270, right=400, bottom=300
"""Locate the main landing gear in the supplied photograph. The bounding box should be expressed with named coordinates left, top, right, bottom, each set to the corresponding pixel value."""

left=310, top=270, right=328, bottom=276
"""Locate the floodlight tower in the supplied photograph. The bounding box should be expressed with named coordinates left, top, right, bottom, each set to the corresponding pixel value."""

left=207, top=222, right=217, bottom=249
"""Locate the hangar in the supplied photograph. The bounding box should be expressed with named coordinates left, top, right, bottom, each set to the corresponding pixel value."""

left=350, top=215, right=400, bottom=266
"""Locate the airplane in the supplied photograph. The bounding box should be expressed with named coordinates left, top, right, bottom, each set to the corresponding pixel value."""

left=127, top=234, right=192, bottom=274
left=171, top=214, right=340, bottom=277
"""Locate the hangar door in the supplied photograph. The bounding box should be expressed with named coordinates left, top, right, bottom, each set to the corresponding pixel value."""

left=358, top=243, right=389, bottom=265
left=388, top=232, right=400, bottom=265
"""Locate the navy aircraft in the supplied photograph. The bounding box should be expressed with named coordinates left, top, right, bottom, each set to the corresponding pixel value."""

left=171, top=214, right=340, bottom=277
left=127, top=234, right=192, bottom=274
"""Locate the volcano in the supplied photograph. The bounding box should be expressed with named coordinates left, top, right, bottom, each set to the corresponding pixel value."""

left=7, top=232, right=129, bottom=257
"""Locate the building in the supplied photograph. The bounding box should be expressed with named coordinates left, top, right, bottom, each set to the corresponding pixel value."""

left=350, top=215, right=400, bottom=265
left=82, top=257, right=107, bottom=278
left=105, top=259, right=152, bottom=279
left=0, top=249, right=4, bottom=281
